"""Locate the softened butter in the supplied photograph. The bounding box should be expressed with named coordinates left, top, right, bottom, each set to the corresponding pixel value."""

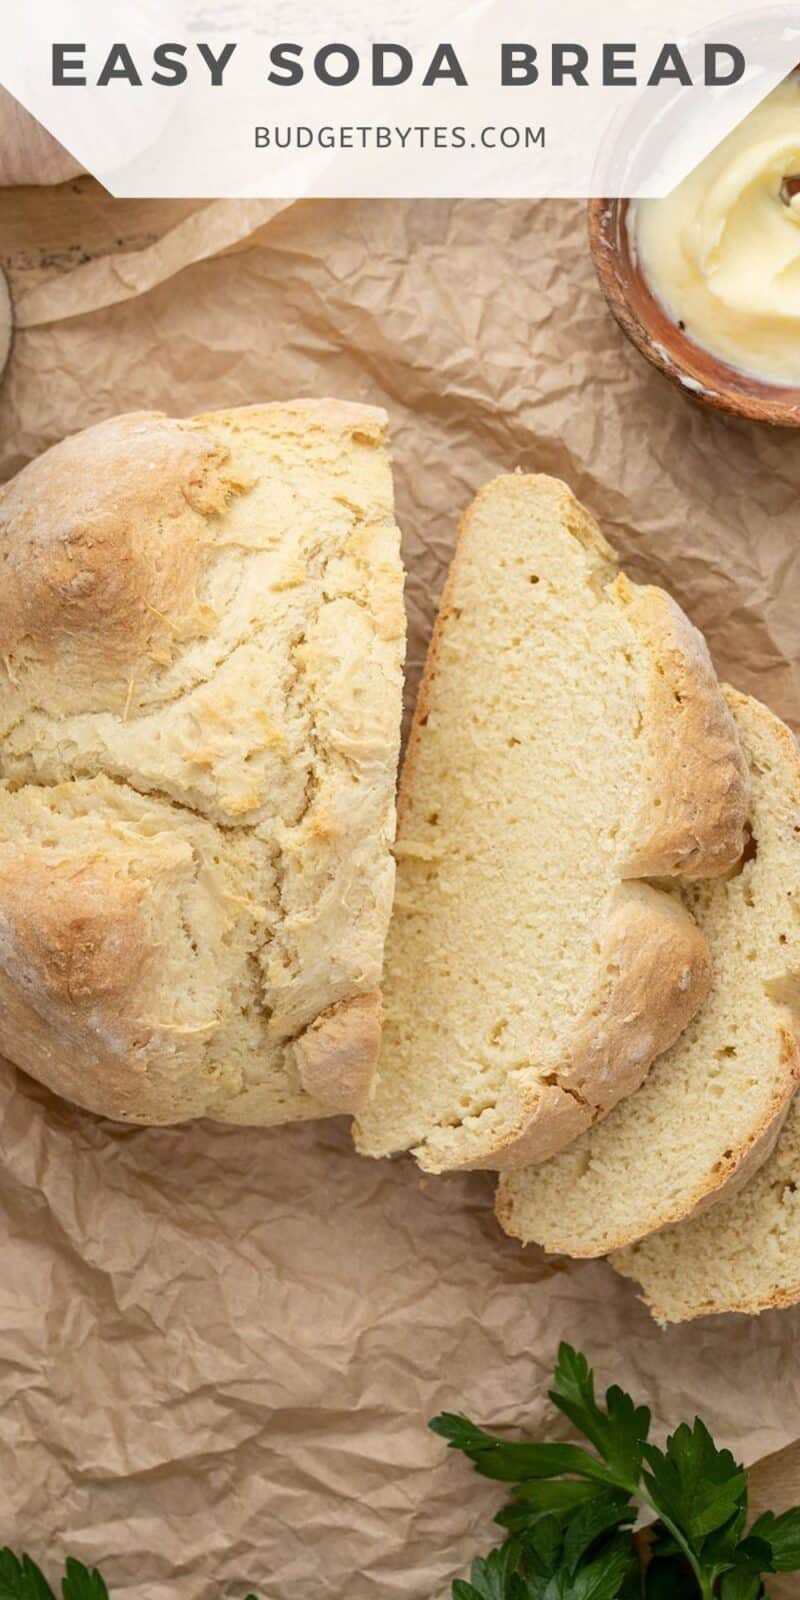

left=632, top=75, right=800, bottom=385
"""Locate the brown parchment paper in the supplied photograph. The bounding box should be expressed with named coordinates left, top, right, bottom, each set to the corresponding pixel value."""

left=2, top=184, right=800, bottom=1600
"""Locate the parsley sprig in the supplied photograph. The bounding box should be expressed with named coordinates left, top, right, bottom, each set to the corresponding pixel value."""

left=0, top=1552, right=257, bottom=1600
left=431, top=1343, right=800, bottom=1599
left=0, top=1552, right=111, bottom=1600
left=2, top=1347, right=798, bottom=1600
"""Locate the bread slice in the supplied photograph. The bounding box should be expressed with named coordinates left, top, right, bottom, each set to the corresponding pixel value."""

left=498, top=690, right=800, bottom=1254
left=354, top=474, right=748, bottom=1174
left=612, top=1087, right=800, bottom=1321
left=0, top=401, right=405, bottom=1124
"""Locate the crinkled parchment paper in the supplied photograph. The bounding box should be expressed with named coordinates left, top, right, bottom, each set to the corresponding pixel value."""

left=1, top=184, right=800, bottom=1600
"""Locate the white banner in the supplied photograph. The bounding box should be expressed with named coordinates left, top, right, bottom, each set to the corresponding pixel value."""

left=1, top=1, right=799, bottom=198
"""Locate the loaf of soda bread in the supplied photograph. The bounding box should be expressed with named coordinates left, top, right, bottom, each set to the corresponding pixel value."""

left=0, top=401, right=405, bottom=1124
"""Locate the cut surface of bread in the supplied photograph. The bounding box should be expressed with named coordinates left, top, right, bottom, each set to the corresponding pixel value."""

left=354, top=474, right=748, bottom=1174
left=498, top=690, right=800, bottom=1254
left=612, top=1091, right=800, bottom=1322
left=0, top=400, right=405, bottom=1124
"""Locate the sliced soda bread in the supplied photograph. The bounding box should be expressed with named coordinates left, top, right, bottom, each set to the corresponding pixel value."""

left=497, top=690, right=800, bottom=1253
left=612, top=1095, right=800, bottom=1321
left=354, top=474, right=748, bottom=1174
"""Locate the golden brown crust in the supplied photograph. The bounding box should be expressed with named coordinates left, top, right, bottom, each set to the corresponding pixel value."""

left=493, top=1178, right=521, bottom=1238
left=611, top=1106, right=800, bottom=1322
left=497, top=687, right=800, bottom=1257
left=556, top=886, right=713, bottom=1112
left=417, top=885, right=713, bottom=1174
left=508, top=1087, right=797, bottom=1258
left=0, top=413, right=237, bottom=709
left=497, top=1032, right=799, bottom=1256
left=0, top=852, right=148, bottom=1009
left=293, top=992, right=383, bottom=1113
left=0, top=843, right=177, bottom=1123
left=647, top=1274, right=800, bottom=1322
left=194, top=396, right=390, bottom=441
left=0, top=402, right=404, bottom=1125
left=617, top=580, right=750, bottom=879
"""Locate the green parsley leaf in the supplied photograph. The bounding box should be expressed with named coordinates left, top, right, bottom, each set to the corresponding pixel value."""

left=718, top=1568, right=766, bottom=1600
left=436, top=1344, right=800, bottom=1600
left=543, top=1535, right=638, bottom=1600
left=452, top=1543, right=524, bottom=1600
left=694, top=1504, right=748, bottom=1573
left=520, top=1514, right=563, bottom=1579
left=642, top=1419, right=747, bottom=1543
left=429, top=1414, right=615, bottom=1485
left=496, top=1481, right=613, bottom=1534
left=749, top=1507, right=800, bottom=1570
left=644, top=1554, right=698, bottom=1598
left=685, top=1531, right=769, bottom=1600
left=513, top=1483, right=613, bottom=1513
left=549, top=1347, right=651, bottom=1490
left=561, top=1493, right=636, bottom=1576
left=0, top=1552, right=56, bottom=1600
left=61, top=1559, right=109, bottom=1600
left=0, top=1554, right=258, bottom=1600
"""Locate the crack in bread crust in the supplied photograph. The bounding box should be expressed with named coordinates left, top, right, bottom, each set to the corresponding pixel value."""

left=0, top=402, right=405, bottom=1125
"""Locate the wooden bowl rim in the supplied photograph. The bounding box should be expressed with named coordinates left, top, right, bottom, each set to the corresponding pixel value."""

left=587, top=196, right=800, bottom=428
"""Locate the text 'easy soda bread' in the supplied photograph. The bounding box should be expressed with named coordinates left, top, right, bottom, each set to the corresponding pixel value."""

left=497, top=690, right=800, bottom=1255
left=0, top=401, right=405, bottom=1124
left=355, top=474, right=748, bottom=1174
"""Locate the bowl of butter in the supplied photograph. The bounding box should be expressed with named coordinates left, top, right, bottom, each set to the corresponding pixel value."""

left=590, top=73, right=800, bottom=425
